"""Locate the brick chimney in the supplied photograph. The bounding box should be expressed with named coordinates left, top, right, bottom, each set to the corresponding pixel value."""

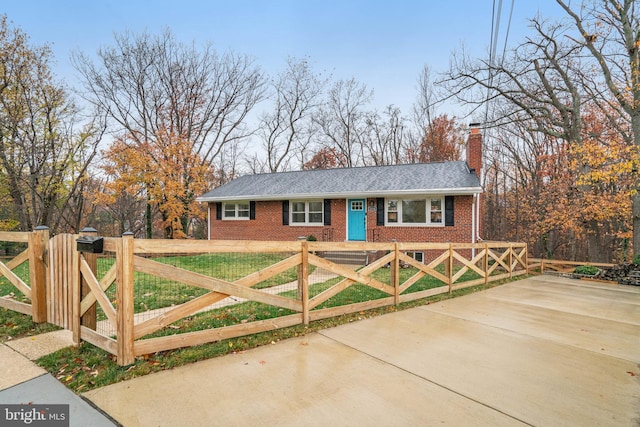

left=466, top=123, right=482, bottom=179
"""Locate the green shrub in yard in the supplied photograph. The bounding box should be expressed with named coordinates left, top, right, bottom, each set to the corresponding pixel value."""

left=574, top=265, right=599, bottom=276
left=633, top=254, right=640, bottom=266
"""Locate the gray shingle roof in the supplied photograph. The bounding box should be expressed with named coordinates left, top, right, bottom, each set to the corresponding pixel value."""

left=197, top=161, right=482, bottom=202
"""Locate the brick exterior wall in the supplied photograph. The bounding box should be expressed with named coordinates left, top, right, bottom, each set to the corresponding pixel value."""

left=208, top=195, right=478, bottom=243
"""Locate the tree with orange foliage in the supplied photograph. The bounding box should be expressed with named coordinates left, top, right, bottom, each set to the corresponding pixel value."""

left=447, top=1, right=640, bottom=258
left=406, top=114, right=463, bottom=163
left=95, top=128, right=211, bottom=238
left=566, top=105, right=638, bottom=261
left=488, top=102, right=638, bottom=262
left=302, top=147, right=348, bottom=170
left=75, top=29, right=266, bottom=237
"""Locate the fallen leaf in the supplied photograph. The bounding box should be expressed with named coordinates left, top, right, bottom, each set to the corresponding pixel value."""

left=259, top=360, right=266, bottom=365
left=627, top=371, right=637, bottom=377
left=300, top=342, right=309, bottom=346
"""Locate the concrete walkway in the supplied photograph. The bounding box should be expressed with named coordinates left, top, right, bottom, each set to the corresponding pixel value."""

left=0, top=330, right=119, bottom=426
left=81, top=275, right=640, bottom=426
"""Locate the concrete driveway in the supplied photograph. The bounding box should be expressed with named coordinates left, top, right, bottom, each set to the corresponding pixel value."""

left=84, top=275, right=640, bottom=426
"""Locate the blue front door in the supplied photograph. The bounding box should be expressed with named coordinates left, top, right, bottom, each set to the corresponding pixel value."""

left=347, top=199, right=366, bottom=241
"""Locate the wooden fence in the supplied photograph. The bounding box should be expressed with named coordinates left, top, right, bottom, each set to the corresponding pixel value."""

left=0, top=228, right=48, bottom=322
left=1, top=230, right=538, bottom=365
left=528, top=258, right=615, bottom=274
left=73, top=237, right=528, bottom=365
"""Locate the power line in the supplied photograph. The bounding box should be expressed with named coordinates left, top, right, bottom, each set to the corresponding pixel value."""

left=484, top=0, right=515, bottom=125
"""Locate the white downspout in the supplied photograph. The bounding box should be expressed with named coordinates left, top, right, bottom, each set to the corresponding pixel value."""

left=207, top=204, right=211, bottom=240
left=476, top=192, right=482, bottom=242
left=471, top=194, right=476, bottom=258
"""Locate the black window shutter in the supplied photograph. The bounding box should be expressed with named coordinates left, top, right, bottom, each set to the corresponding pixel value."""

left=323, top=199, right=331, bottom=225
left=376, top=198, right=385, bottom=226
left=250, top=201, right=256, bottom=220
left=445, top=196, right=454, bottom=226
left=282, top=200, right=289, bottom=225
left=215, top=203, right=222, bottom=220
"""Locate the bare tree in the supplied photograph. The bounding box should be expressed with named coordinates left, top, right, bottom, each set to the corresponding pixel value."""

left=408, top=65, right=464, bottom=165
left=253, top=57, right=326, bottom=172
left=443, top=1, right=640, bottom=261
left=361, top=106, right=406, bottom=165
left=443, top=18, right=586, bottom=144
left=441, top=15, right=619, bottom=258
left=315, top=78, right=373, bottom=167
left=0, top=16, right=103, bottom=233
left=73, top=29, right=266, bottom=237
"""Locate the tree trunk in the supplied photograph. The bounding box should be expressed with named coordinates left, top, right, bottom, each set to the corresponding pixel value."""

left=146, top=201, right=153, bottom=239
left=633, top=192, right=640, bottom=260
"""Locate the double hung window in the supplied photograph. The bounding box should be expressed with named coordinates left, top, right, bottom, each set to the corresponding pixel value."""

left=291, top=200, right=323, bottom=225
left=223, top=202, right=250, bottom=219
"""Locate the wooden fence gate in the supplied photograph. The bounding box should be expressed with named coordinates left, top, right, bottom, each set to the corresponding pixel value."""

left=47, top=233, right=77, bottom=328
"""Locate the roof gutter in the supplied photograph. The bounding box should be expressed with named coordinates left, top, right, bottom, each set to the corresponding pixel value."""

left=196, top=187, right=483, bottom=203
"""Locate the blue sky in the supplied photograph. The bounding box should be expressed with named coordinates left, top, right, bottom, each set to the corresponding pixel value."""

left=3, top=1, right=563, bottom=116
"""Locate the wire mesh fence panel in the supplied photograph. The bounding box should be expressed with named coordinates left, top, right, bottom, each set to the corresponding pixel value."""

left=308, top=248, right=394, bottom=311
left=0, top=242, right=29, bottom=302
left=395, top=247, right=445, bottom=292
left=130, top=251, right=302, bottom=340
left=0, top=240, right=28, bottom=257
left=93, top=252, right=117, bottom=337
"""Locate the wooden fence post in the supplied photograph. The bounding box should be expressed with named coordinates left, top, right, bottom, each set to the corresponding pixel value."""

left=299, top=241, right=309, bottom=325
left=117, top=232, right=135, bottom=366
left=28, top=226, right=49, bottom=323
left=509, top=243, right=513, bottom=279
left=393, top=242, right=400, bottom=305
left=80, top=227, right=98, bottom=330
left=484, top=243, right=489, bottom=285
left=71, top=233, right=81, bottom=346
left=448, top=243, right=453, bottom=294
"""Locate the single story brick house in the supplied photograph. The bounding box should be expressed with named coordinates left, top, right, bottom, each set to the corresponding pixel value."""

left=197, top=126, right=483, bottom=244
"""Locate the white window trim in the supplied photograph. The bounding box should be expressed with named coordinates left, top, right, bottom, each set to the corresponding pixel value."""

left=290, top=200, right=324, bottom=226
left=385, top=196, right=445, bottom=227
left=222, top=202, right=250, bottom=220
